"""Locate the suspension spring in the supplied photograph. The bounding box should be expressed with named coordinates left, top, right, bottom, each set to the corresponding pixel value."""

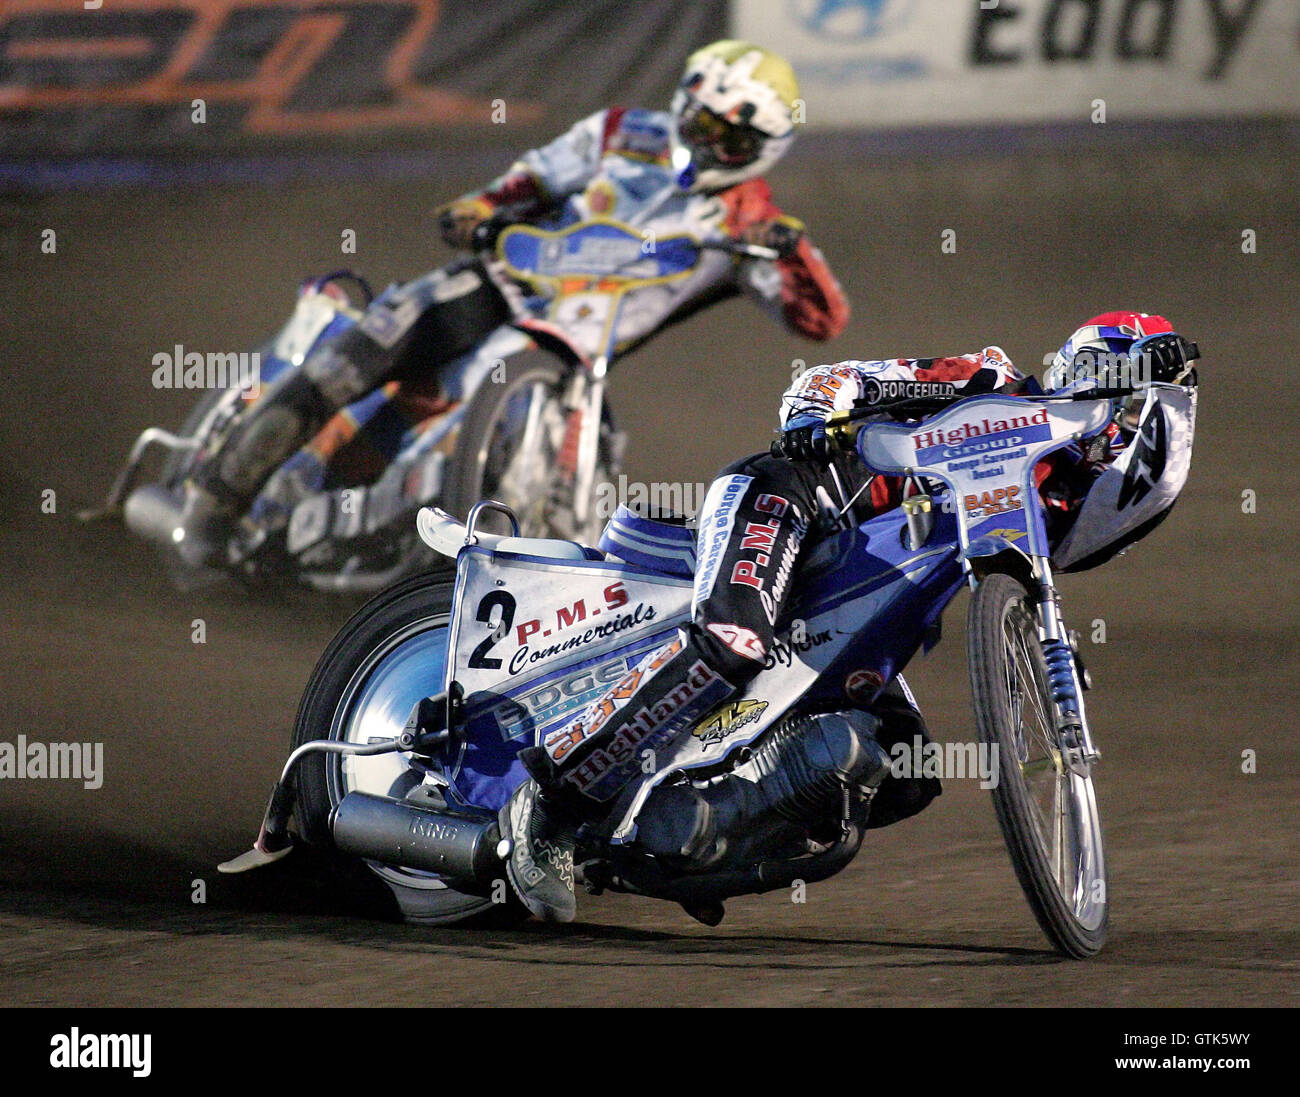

left=1041, top=638, right=1080, bottom=716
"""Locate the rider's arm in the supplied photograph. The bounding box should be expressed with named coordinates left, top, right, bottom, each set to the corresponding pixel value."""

left=780, top=348, right=1024, bottom=428
left=1046, top=348, right=1198, bottom=572
left=445, top=109, right=616, bottom=227
left=721, top=179, right=850, bottom=342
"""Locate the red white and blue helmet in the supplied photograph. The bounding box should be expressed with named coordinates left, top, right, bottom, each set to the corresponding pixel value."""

left=1046, top=311, right=1174, bottom=390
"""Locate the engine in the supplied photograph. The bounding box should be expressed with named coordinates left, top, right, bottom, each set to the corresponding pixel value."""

left=635, top=709, right=891, bottom=872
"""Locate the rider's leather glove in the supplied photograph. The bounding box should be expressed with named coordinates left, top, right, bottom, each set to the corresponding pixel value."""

left=776, top=419, right=832, bottom=463
left=1130, top=332, right=1200, bottom=384
left=437, top=197, right=494, bottom=250
left=742, top=215, right=804, bottom=259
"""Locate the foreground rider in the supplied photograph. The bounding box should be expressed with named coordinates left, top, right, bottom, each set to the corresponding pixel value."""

left=502, top=311, right=1200, bottom=921
left=177, top=41, right=849, bottom=564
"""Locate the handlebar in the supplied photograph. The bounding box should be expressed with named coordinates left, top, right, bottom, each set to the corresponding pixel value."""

left=701, top=239, right=783, bottom=261
left=771, top=378, right=1197, bottom=462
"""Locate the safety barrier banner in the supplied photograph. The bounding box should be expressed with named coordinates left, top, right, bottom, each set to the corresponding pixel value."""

left=0, top=0, right=725, bottom=157
left=732, top=0, right=1300, bottom=128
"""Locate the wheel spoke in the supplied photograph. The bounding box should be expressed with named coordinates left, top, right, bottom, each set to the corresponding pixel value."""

left=1000, top=592, right=1103, bottom=926
left=976, top=575, right=1106, bottom=952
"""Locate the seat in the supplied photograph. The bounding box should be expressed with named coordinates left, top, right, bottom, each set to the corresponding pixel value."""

left=596, top=503, right=696, bottom=577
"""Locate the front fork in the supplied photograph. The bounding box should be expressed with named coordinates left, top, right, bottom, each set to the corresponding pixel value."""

left=558, top=356, right=607, bottom=529
left=1031, top=556, right=1100, bottom=775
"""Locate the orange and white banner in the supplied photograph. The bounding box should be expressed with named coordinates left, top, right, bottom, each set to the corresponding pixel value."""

left=0, top=0, right=722, bottom=156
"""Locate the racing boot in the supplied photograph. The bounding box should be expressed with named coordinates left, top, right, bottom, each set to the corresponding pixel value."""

left=179, top=367, right=341, bottom=567
left=498, top=747, right=586, bottom=923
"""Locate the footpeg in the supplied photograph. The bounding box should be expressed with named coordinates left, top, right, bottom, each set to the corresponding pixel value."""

left=217, top=779, right=296, bottom=874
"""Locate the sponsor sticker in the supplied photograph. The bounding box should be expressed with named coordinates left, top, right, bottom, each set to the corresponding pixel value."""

left=561, top=658, right=729, bottom=795
left=963, top=484, right=1023, bottom=519
left=693, top=474, right=753, bottom=610
left=505, top=581, right=666, bottom=676
left=692, top=699, right=769, bottom=746
left=486, top=652, right=640, bottom=742
left=705, top=622, right=767, bottom=662
left=913, top=407, right=1052, bottom=461
left=862, top=378, right=957, bottom=404
left=844, top=668, right=885, bottom=703
left=765, top=625, right=834, bottom=669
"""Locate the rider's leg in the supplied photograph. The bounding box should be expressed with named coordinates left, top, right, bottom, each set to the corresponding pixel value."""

left=176, top=322, right=401, bottom=564
left=177, top=262, right=505, bottom=564
left=500, top=453, right=825, bottom=920
left=863, top=674, right=942, bottom=829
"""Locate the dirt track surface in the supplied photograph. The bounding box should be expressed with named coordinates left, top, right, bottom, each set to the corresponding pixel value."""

left=1, top=131, right=1297, bottom=1007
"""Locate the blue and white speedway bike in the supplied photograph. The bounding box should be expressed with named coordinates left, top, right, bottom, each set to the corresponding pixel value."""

left=223, top=380, right=1186, bottom=957
left=87, top=218, right=773, bottom=591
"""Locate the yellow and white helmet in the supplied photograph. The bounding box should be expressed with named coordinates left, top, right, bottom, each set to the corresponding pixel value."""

left=670, top=40, right=800, bottom=193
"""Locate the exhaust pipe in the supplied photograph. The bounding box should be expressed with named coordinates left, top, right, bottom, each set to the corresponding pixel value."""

left=331, top=792, right=503, bottom=880
left=123, top=484, right=186, bottom=546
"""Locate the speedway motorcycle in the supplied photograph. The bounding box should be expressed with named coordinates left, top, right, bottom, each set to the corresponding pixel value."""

left=81, top=220, right=777, bottom=593
left=220, top=379, right=1195, bottom=957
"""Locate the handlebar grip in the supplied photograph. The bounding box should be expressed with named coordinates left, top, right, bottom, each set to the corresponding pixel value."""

left=773, top=427, right=839, bottom=463
left=470, top=214, right=513, bottom=252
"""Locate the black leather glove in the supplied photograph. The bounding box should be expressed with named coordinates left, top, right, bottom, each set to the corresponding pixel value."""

left=774, top=422, right=832, bottom=463
left=1131, top=332, right=1200, bottom=383
left=436, top=198, right=492, bottom=250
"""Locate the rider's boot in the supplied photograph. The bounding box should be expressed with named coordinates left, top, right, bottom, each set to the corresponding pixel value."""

left=173, top=481, right=239, bottom=568
left=498, top=748, right=587, bottom=923
left=178, top=372, right=332, bottom=566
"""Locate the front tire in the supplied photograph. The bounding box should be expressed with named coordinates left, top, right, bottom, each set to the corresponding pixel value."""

left=967, top=572, right=1109, bottom=958
left=292, top=571, right=524, bottom=925
left=441, top=351, right=618, bottom=543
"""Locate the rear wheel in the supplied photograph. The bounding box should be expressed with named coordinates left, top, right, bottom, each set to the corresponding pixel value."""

left=292, top=571, right=525, bottom=925
left=441, top=351, right=618, bottom=543
left=967, top=572, right=1108, bottom=957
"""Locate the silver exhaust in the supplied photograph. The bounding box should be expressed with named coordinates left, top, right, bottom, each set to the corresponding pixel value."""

left=331, top=791, right=504, bottom=880
left=122, top=484, right=187, bottom=546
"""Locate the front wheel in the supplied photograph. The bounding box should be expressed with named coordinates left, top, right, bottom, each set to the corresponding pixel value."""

left=967, top=572, right=1108, bottom=957
left=291, top=571, right=525, bottom=925
left=441, top=351, right=619, bottom=543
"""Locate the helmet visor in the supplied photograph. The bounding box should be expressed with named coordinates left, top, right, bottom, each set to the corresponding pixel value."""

left=677, top=102, right=765, bottom=169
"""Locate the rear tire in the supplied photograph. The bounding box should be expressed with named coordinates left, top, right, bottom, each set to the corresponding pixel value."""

left=967, top=572, right=1108, bottom=958
left=292, top=571, right=526, bottom=926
